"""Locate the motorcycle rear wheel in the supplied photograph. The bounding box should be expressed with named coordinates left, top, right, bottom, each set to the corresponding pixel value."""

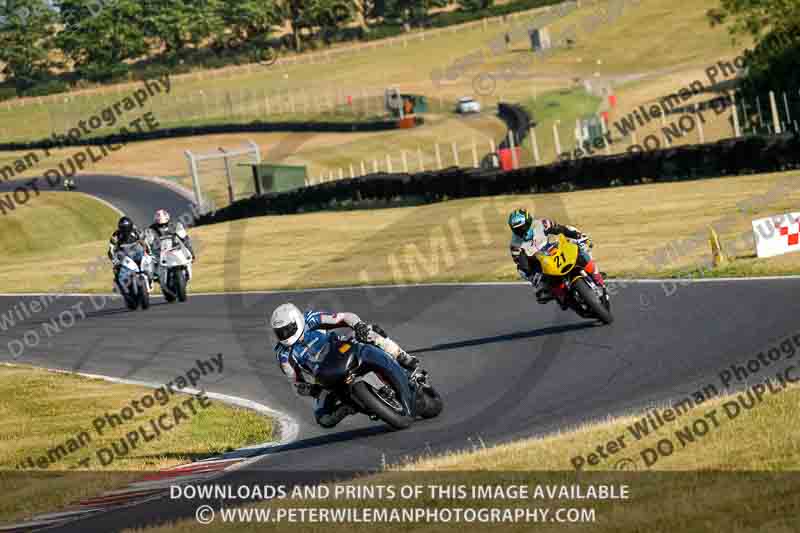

left=352, top=381, right=413, bottom=430
left=574, top=278, right=613, bottom=324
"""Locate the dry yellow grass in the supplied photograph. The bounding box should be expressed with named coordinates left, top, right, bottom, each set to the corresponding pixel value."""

left=1, top=170, right=800, bottom=293
left=0, top=364, right=272, bottom=523
left=0, top=112, right=508, bottom=210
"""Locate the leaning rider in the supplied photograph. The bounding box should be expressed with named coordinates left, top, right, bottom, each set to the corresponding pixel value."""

left=270, top=303, right=419, bottom=428
left=144, top=209, right=196, bottom=272
left=507, top=208, right=604, bottom=307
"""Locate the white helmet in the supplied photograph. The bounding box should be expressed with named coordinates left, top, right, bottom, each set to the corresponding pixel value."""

left=270, top=303, right=304, bottom=346
left=154, top=209, right=170, bottom=227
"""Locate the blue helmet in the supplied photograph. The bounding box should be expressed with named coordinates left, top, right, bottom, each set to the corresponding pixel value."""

left=508, top=208, right=533, bottom=240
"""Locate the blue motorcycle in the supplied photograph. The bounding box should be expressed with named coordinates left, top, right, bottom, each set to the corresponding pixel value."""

left=312, top=336, right=443, bottom=430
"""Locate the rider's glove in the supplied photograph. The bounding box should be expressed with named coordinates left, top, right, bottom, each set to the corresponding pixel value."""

left=295, top=382, right=321, bottom=397
left=577, top=234, right=593, bottom=249
left=354, top=321, right=372, bottom=343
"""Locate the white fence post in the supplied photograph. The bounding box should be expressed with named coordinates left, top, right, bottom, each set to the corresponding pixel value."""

left=451, top=141, right=460, bottom=167
left=435, top=143, right=443, bottom=169
left=769, top=90, right=782, bottom=134
left=386, top=153, right=393, bottom=173
left=697, top=111, right=705, bottom=143
left=552, top=122, right=562, bottom=156
left=360, top=160, right=367, bottom=175
left=350, top=163, right=355, bottom=178
left=529, top=127, right=540, bottom=164
left=600, top=115, right=611, bottom=155
left=402, top=151, right=409, bottom=172
left=783, top=92, right=792, bottom=126
left=418, top=146, right=425, bottom=171
left=508, top=132, right=518, bottom=169
left=185, top=150, right=204, bottom=208
left=471, top=137, right=479, bottom=167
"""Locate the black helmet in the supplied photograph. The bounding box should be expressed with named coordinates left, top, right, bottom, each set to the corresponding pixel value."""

left=117, top=216, right=134, bottom=235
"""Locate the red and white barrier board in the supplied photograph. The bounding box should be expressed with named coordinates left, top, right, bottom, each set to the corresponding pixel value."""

left=752, top=212, right=800, bottom=258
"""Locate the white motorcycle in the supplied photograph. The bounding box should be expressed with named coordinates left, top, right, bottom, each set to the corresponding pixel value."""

left=113, top=247, right=154, bottom=311
left=155, top=233, right=193, bottom=303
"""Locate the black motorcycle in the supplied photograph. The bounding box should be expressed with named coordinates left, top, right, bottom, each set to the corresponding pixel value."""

left=312, top=336, right=443, bottom=430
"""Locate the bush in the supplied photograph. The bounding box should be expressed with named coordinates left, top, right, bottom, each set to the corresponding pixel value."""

left=431, top=0, right=562, bottom=27
left=0, top=87, right=17, bottom=102
left=362, top=23, right=405, bottom=41
left=20, top=79, right=70, bottom=97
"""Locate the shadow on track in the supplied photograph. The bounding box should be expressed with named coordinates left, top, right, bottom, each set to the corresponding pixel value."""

left=137, top=426, right=395, bottom=464
left=15, top=301, right=172, bottom=326
left=408, top=321, right=598, bottom=355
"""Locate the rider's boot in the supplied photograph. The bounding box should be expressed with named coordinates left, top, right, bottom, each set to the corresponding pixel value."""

left=584, top=259, right=606, bottom=287
left=375, top=335, right=419, bottom=371
left=396, top=349, right=420, bottom=371
left=549, top=283, right=569, bottom=310
left=535, top=287, right=554, bottom=304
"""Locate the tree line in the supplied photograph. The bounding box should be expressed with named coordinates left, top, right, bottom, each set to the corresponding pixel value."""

left=0, top=0, right=505, bottom=93
left=708, top=0, right=800, bottom=93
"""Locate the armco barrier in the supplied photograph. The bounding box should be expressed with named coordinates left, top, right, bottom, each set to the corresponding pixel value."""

left=0, top=118, right=423, bottom=152
left=195, top=132, right=800, bottom=226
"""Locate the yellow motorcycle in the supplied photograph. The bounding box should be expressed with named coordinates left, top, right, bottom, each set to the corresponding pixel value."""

left=533, top=235, right=613, bottom=324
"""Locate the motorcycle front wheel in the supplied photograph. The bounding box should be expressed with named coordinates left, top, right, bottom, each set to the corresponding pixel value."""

left=352, top=381, right=413, bottom=430
left=139, top=276, right=150, bottom=310
left=176, top=269, right=187, bottom=302
left=574, top=278, right=613, bottom=324
left=117, top=277, right=138, bottom=310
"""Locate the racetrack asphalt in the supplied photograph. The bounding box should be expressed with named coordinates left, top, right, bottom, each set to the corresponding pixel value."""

left=2, top=176, right=800, bottom=531
left=3, top=280, right=800, bottom=531
left=0, top=173, right=193, bottom=227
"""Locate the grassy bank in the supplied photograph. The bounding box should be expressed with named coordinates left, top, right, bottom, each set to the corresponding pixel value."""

left=0, top=363, right=272, bottom=523
left=0, top=191, right=119, bottom=257
left=1, top=171, right=800, bottom=293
